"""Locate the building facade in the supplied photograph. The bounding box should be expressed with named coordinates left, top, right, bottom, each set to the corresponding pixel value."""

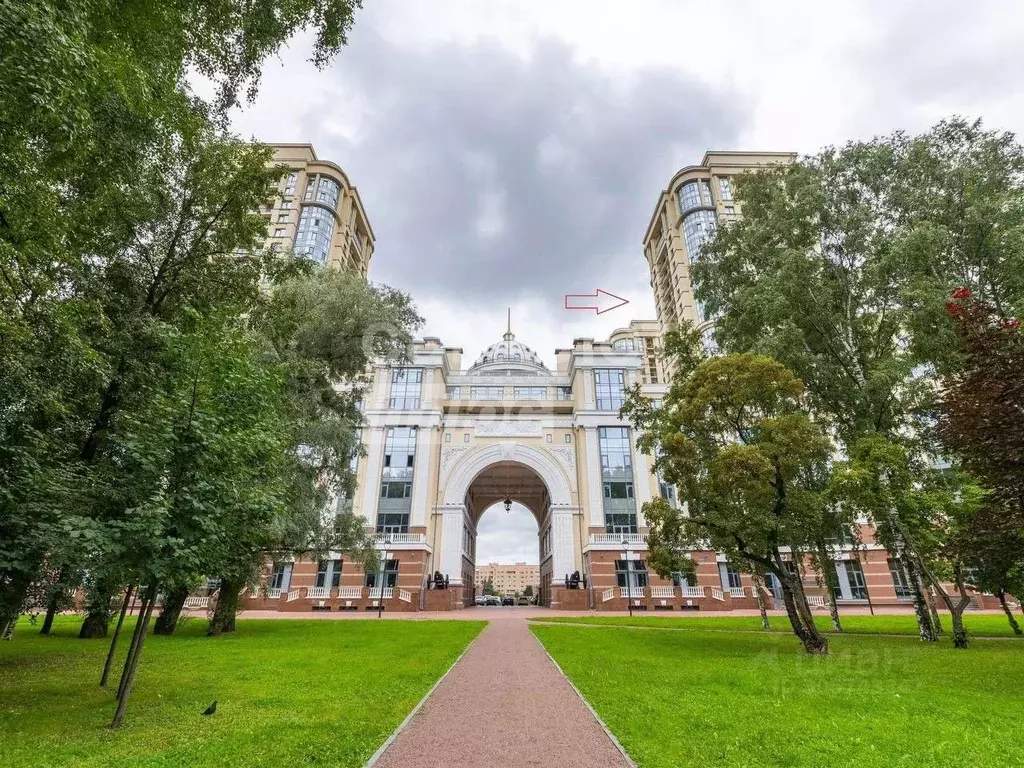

left=260, top=144, right=375, bottom=275
left=475, top=562, right=540, bottom=596
left=642, top=151, right=795, bottom=351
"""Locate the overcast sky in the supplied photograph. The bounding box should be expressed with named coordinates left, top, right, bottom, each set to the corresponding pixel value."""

left=227, top=0, right=1024, bottom=563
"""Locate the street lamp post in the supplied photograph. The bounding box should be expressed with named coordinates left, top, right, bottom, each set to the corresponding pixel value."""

left=377, top=534, right=392, bottom=619
left=622, top=535, right=633, bottom=618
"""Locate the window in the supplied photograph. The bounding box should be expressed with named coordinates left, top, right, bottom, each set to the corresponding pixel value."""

left=556, top=386, right=572, bottom=401
left=564, top=433, right=571, bottom=444
left=446, top=386, right=461, bottom=400
left=316, top=177, right=341, bottom=209
left=658, top=470, right=677, bottom=509
left=389, top=368, right=422, bottom=409
left=315, top=559, right=342, bottom=589
left=682, top=209, right=718, bottom=262
left=377, top=427, right=416, bottom=533
left=284, top=171, right=297, bottom=196
left=612, top=338, right=637, bottom=352
left=600, top=427, right=636, bottom=533
left=470, top=386, right=503, bottom=400
left=834, top=560, right=868, bottom=600
left=671, top=571, right=689, bottom=588
left=888, top=558, right=914, bottom=599
left=294, top=206, right=336, bottom=264
left=595, top=369, right=626, bottom=411
left=764, top=572, right=783, bottom=599
left=677, top=179, right=713, bottom=213
left=365, top=559, right=399, bottom=588
left=304, top=177, right=316, bottom=201
left=514, top=386, right=547, bottom=400
left=277, top=214, right=289, bottom=222
left=718, top=177, right=733, bottom=202
left=700, top=325, right=719, bottom=353
left=615, top=560, right=648, bottom=588
left=719, top=562, right=742, bottom=590
left=274, top=227, right=286, bottom=237
left=269, top=562, right=292, bottom=591
left=280, top=199, right=293, bottom=209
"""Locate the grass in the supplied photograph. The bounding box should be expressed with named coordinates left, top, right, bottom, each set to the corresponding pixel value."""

left=533, top=622, right=1024, bottom=768
left=0, top=616, right=483, bottom=767
left=532, top=611, right=1024, bottom=637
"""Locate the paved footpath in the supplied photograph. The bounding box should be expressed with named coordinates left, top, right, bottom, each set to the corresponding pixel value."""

left=370, top=617, right=633, bottom=768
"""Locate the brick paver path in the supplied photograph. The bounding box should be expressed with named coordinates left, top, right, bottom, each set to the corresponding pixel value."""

left=371, top=617, right=633, bottom=768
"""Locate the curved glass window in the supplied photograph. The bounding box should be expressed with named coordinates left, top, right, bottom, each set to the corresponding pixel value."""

left=316, top=177, right=341, bottom=209
left=682, top=209, right=717, bottom=262
left=677, top=180, right=713, bottom=213
left=294, top=206, right=336, bottom=264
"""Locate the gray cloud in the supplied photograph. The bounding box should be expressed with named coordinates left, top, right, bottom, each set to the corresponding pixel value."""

left=476, top=503, right=539, bottom=564
left=298, top=26, right=748, bottom=309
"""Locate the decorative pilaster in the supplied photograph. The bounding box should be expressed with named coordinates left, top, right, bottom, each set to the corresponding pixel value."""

left=409, top=427, right=434, bottom=526
left=549, top=507, right=577, bottom=582
left=584, top=428, right=604, bottom=527
left=358, top=427, right=385, bottom=524
left=436, top=504, right=466, bottom=585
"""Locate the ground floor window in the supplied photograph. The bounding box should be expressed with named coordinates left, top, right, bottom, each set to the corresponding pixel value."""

left=365, top=559, right=399, bottom=588
left=718, top=562, right=742, bottom=590
left=764, top=572, right=783, bottom=599
left=671, top=571, right=690, bottom=588
left=615, top=560, right=648, bottom=588
left=269, top=562, right=292, bottom=591
left=833, top=559, right=868, bottom=600
left=887, top=558, right=914, bottom=599
left=315, top=559, right=342, bottom=588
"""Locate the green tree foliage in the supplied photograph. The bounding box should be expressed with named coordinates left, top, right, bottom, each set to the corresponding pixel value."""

left=624, top=345, right=846, bottom=654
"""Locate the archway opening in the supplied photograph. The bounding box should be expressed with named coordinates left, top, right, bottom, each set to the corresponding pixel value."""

left=465, top=461, right=549, bottom=607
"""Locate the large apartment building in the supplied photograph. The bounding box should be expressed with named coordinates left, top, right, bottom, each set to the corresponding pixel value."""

left=261, top=144, right=375, bottom=276
left=642, top=151, right=795, bottom=349
left=476, top=562, right=540, bottom=596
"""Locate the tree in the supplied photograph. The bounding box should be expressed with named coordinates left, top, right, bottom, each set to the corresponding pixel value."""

left=522, top=585, right=533, bottom=597
left=482, top=579, right=496, bottom=596
left=692, top=117, right=1024, bottom=641
left=625, top=346, right=847, bottom=654
left=938, top=291, right=1024, bottom=635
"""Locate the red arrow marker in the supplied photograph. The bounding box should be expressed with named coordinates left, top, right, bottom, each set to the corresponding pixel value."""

left=564, top=289, right=630, bottom=315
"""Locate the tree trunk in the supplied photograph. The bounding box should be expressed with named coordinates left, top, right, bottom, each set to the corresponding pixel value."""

left=996, top=591, right=1022, bottom=636
left=777, top=570, right=828, bottom=655
left=117, top=593, right=151, bottom=701
left=153, top=586, right=189, bottom=636
left=208, top=578, right=238, bottom=636
left=111, top=593, right=156, bottom=728
left=752, top=573, right=771, bottom=631
left=40, top=589, right=60, bottom=635
left=949, top=604, right=969, bottom=649
left=80, top=576, right=119, bottom=639
left=816, top=544, right=842, bottom=633
left=101, top=586, right=133, bottom=687
left=905, top=557, right=937, bottom=642
left=925, top=587, right=943, bottom=634
left=0, top=573, right=31, bottom=640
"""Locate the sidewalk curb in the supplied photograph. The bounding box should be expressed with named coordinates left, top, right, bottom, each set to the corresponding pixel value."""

left=530, top=629, right=637, bottom=768
left=364, top=625, right=484, bottom=768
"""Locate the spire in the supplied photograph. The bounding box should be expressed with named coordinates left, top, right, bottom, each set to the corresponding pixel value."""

left=504, top=307, right=513, bottom=340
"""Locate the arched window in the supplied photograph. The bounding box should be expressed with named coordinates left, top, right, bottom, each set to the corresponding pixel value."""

left=497, top=352, right=505, bottom=361
left=513, top=353, right=522, bottom=361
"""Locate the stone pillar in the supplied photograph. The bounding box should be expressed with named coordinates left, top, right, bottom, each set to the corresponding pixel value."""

left=409, top=427, right=434, bottom=527
left=436, top=504, right=466, bottom=585
left=549, top=507, right=577, bottom=584
left=358, top=426, right=385, bottom=524
left=583, top=428, right=604, bottom=528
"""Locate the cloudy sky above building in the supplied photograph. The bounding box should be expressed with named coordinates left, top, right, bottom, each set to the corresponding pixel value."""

left=226, top=0, right=1024, bottom=563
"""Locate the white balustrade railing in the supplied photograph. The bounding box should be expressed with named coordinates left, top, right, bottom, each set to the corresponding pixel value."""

left=286, top=589, right=300, bottom=602
left=306, top=587, right=330, bottom=599
left=267, top=587, right=282, bottom=599
left=728, top=587, right=745, bottom=599
left=372, top=532, right=426, bottom=545
left=806, top=595, right=827, bottom=607
left=248, top=587, right=260, bottom=599
left=710, top=588, right=725, bottom=601
left=398, top=589, right=412, bottom=603
left=590, top=533, right=646, bottom=545
left=681, top=586, right=705, bottom=598
left=368, top=587, right=394, bottom=599
left=601, top=588, right=616, bottom=602
left=336, top=587, right=363, bottom=599
left=183, top=596, right=208, bottom=609
left=619, top=587, right=645, bottom=599
left=650, top=586, right=676, bottom=598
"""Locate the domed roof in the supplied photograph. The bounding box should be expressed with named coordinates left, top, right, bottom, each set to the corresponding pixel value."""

left=468, top=312, right=549, bottom=373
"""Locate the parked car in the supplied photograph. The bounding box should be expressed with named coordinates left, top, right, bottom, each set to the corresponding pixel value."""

left=517, top=596, right=530, bottom=605
left=485, top=595, right=500, bottom=606
left=474, top=595, right=486, bottom=606
left=501, top=596, right=514, bottom=606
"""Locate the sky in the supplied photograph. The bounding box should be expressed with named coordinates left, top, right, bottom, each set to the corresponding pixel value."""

left=225, top=0, right=1024, bottom=563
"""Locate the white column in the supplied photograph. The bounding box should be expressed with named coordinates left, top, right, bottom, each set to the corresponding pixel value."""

left=549, top=508, right=576, bottom=583
left=631, top=430, right=653, bottom=510
left=437, top=504, right=466, bottom=585
left=583, top=370, right=595, bottom=409
left=584, top=428, right=604, bottom=527
left=373, top=368, right=388, bottom=409
left=359, top=427, right=385, bottom=524
left=409, top=427, right=433, bottom=526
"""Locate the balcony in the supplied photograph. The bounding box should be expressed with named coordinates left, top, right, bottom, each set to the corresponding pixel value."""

left=306, top=587, right=331, bottom=599
left=680, top=586, right=704, bottom=599
left=619, top=587, right=645, bottom=599
left=368, top=587, right=394, bottom=599
left=373, top=532, right=426, bottom=546
left=589, top=533, right=647, bottom=546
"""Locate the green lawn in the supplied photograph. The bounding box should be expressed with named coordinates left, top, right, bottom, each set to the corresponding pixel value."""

left=0, top=616, right=483, bottom=767
left=533, top=623, right=1024, bottom=768
left=533, top=611, right=1024, bottom=637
